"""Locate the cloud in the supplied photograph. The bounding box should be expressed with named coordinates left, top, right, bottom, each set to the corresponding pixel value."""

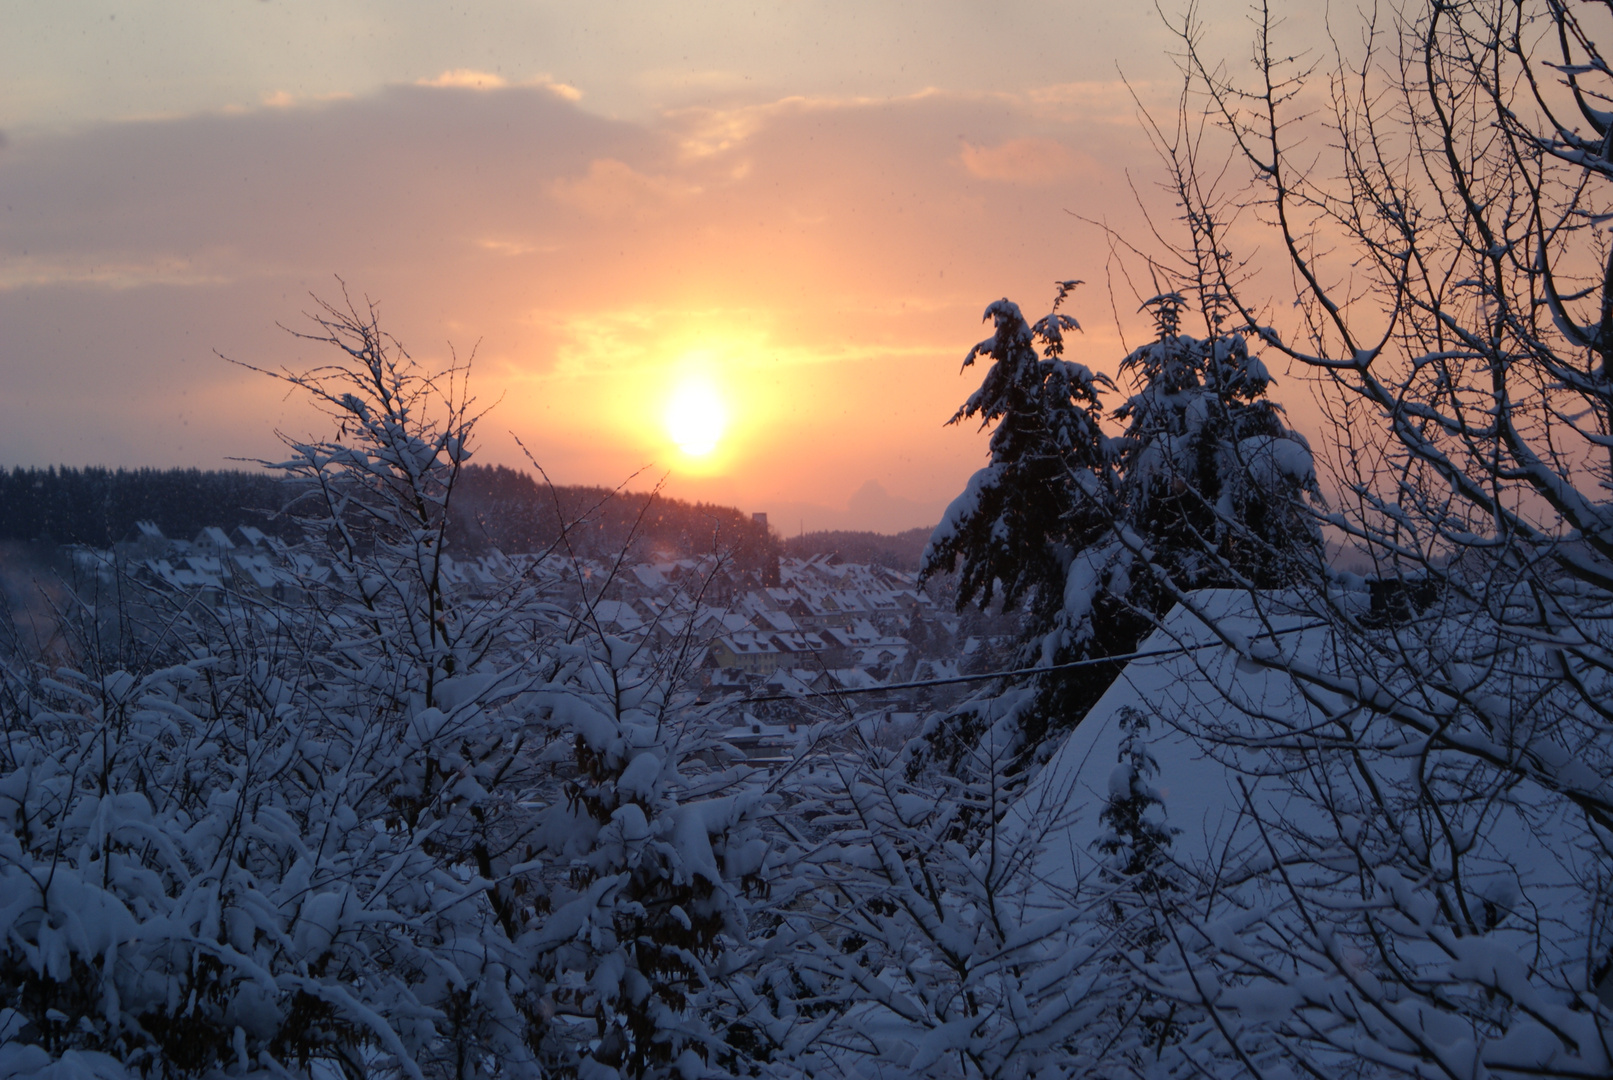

left=667, top=89, right=944, bottom=159
left=417, top=70, right=582, bottom=101
left=258, top=89, right=355, bottom=112
left=475, top=236, right=555, bottom=258
left=959, top=137, right=1095, bottom=184
left=0, top=77, right=1172, bottom=522
left=539, top=79, right=585, bottom=103
left=1023, top=80, right=1153, bottom=122
left=549, top=158, right=699, bottom=219
left=0, top=254, right=232, bottom=292
left=418, top=69, right=510, bottom=90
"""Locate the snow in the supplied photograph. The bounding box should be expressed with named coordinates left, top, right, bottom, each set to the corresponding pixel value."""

left=1237, top=433, right=1316, bottom=488
left=617, top=751, right=663, bottom=801
left=1032, top=594, right=1301, bottom=834
left=922, top=463, right=1002, bottom=570
left=1018, top=588, right=1597, bottom=1048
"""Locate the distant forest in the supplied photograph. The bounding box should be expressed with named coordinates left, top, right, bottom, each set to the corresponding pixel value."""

left=0, top=464, right=942, bottom=578
left=448, top=465, right=779, bottom=570
left=0, top=466, right=754, bottom=570
left=0, top=466, right=292, bottom=548
left=782, top=528, right=933, bottom=571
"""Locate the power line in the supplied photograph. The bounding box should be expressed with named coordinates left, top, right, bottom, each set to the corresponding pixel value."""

left=726, top=621, right=1331, bottom=705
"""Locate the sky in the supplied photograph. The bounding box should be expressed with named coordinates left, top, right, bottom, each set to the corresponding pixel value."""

left=0, top=0, right=1315, bottom=533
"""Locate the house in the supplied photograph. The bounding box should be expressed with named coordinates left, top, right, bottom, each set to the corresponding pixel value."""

left=193, top=526, right=236, bottom=553
left=231, top=525, right=272, bottom=549
left=584, top=598, right=645, bottom=638
left=771, top=630, right=828, bottom=666
left=709, top=632, right=784, bottom=674
left=230, top=550, right=282, bottom=593
left=753, top=608, right=800, bottom=634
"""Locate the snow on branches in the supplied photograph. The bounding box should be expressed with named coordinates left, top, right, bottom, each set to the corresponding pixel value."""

left=923, top=295, right=1114, bottom=624
left=922, top=286, right=1322, bottom=756
left=0, top=293, right=772, bottom=1080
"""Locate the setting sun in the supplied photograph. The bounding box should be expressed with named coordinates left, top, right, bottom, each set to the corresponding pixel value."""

left=664, top=378, right=728, bottom=457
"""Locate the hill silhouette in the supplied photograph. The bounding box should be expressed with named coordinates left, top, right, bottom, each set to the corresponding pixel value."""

left=0, top=464, right=780, bottom=573
left=782, top=527, right=933, bottom=571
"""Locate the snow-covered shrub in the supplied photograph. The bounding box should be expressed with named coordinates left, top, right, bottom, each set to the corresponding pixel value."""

left=0, top=292, right=772, bottom=1080
left=0, top=646, right=552, bottom=1080
left=730, top=711, right=1126, bottom=1080
left=523, top=624, right=774, bottom=1080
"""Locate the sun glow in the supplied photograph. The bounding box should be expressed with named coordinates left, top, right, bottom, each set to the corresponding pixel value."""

left=664, top=378, right=728, bottom=457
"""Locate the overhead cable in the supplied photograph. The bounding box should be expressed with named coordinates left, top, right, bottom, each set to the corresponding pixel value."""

left=728, top=621, right=1331, bottom=704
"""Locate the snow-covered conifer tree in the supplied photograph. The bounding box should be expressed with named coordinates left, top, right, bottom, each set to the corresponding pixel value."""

left=1094, top=707, right=1177, bottom=901
left=921, top=287, right=1114, bottom=626
left=1110, top=292, right=1320, bottom=601
left=1092, top=706, right=1184, bottom=1066
left=924, top=286, right=1320, bottom=759
left=916, top=288, right=1119, bottom=767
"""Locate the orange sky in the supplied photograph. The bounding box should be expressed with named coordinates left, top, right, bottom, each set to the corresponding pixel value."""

left=0, top=2, right=1332, bottom=532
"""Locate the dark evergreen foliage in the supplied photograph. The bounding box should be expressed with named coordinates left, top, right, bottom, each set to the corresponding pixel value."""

left=781, top=527, right=932, bottom=571
left=0, top=463, right=781, bottom=574
left=449, top=464, right=781, bottom=574
left=1095, top=707, right=1177, bottom=893
left=919, top=287, right=1321, bottom=758
left=920, top=291, right=1114, bottom=626
left=0, top=466, right=291, bottom=546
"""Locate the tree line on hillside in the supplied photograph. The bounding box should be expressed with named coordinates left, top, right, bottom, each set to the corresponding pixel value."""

left=0, top=467, right=292, bottom=548
left=781, top=527, right=932, bottom=570
left=0, top=464, right=780, bottom=574
left=447, top=465, right=779, bottom=575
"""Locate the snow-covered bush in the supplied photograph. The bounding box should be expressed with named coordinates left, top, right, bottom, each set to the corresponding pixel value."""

left=714, top=706, right=1141, bottom=1080
left=524, top=625, right=774, bottom=1080
left=0, top=645, right=550, bottom=1080
left=0, top=292, right=771, bottom=1080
